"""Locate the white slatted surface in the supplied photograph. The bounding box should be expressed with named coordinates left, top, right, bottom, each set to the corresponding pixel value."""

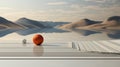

left=75, top=40, right=120, bottom=53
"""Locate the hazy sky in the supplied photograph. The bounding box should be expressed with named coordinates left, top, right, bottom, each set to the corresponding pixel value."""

left=0, top=0, right=120, bottom=22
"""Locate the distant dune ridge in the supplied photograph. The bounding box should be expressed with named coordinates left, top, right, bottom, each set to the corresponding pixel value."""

left=85, top=16, right=120, bottom=30
left=15, top=18, right=46, bottom=29
left=59, top=19, right=102, bottom=29
left=0, top=17, right=24, bottom=29
left=102, top=16, right=120, bottom=26
left=0, top=16, right=120, bottom=31
left=60, top=16, right=120, bottom=30
left=0, top=17, right=68, bottom=30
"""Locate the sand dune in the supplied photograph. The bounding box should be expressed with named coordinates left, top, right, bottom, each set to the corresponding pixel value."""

left=59, top=19, right=101, bottom=29
left=0, top=17, right=68, bottom=30
left=0, top=17, right=69, bottom=36
left=0, top=16, right=120, bottom=31
left=60, top=16, right=120, bottom=30
left=0, top=17, right=25, bottom=29
left=83, top=16, right=120, bottom=30
left=15, top=18, right=46, bottom=29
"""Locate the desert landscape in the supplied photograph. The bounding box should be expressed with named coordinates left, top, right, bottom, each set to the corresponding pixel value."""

left=0, top=0, right=120, bottom=58
left=0, top=16, right=120, bottom=39
left=0, top=16, right=120, bottom=57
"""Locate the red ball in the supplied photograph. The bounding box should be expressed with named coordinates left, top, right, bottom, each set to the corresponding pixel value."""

left=33, top=34, right=44, bottom=46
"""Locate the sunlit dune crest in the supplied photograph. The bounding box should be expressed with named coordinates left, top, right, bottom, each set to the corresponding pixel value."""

left=60, top=16, right=120, bottom=30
